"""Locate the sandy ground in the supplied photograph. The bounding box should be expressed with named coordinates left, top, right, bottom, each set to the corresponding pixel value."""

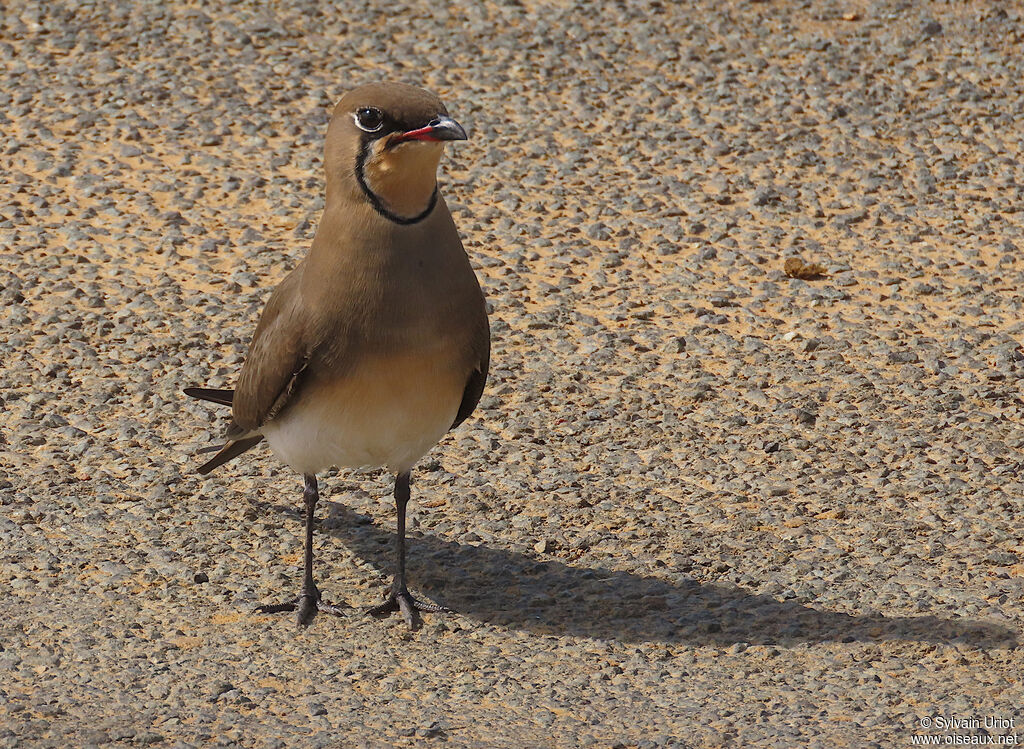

left=2, top=0, right=1024, bottom=747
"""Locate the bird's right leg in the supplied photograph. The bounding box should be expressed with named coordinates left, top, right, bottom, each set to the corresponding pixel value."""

left=254, top=474, right=345, bottom=627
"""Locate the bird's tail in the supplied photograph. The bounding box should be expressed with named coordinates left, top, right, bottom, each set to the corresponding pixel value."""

left=183, top=386, right=263, bottom=473
left=196, top=436, right=264, bottom=475
left=183, top=387, right=234, bottom=407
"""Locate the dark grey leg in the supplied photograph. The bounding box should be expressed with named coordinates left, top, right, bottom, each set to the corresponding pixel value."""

left=368, top=471, right=449, bottom=630
left=295, top=474, right=324, bottom=625
left=255, top=474, right=344, bottom=627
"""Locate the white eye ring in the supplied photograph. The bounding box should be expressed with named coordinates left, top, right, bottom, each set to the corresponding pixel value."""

left=354, top=107, right=384, bottom=133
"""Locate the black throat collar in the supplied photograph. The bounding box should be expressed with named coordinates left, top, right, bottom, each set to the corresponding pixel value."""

left=355, top=140, right=438, bottom=225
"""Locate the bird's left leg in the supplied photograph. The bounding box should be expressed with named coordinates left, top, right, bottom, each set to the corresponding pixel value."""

left=368, top=470, right=450, bottom=630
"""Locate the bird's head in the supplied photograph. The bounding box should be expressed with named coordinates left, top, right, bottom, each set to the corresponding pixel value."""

left=324, top=82, right=467, bottom=225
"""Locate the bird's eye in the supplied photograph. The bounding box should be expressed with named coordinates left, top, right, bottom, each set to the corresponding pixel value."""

left=354, top=107, right=384, bottom=133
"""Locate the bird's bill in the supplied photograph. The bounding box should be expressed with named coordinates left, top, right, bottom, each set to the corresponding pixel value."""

left=392, top=115, right=467, bottom=144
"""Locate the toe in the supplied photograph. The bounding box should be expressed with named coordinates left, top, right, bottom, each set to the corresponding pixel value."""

left=367, top=598, right=399, bottom=618
left=317, top=601, right=347, bottom=617
left=296, top=594, right=319, bottom=627
left=396, top=594, right=422, bottom=630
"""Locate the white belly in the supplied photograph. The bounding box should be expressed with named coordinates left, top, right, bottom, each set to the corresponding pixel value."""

left=260, top=351, right=465, bottom=475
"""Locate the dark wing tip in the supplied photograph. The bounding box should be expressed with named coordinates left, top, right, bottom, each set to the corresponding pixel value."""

left=451, top=365, right=487, bottom=431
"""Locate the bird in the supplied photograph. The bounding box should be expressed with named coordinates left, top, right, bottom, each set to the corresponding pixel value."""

left=183, top=82, right=489, bottom=630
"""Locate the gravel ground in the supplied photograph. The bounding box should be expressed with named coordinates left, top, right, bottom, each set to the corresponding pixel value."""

left=3, top=0, right=1024, bottom=746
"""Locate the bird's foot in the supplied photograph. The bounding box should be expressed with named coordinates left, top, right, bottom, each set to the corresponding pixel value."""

left=254, top=585, right=345, bottom=628
left=367, top=586, right=450, bottom=630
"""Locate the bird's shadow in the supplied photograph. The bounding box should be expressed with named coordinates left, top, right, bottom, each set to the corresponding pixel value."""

left=254, top=499, right=1017, bottom=648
